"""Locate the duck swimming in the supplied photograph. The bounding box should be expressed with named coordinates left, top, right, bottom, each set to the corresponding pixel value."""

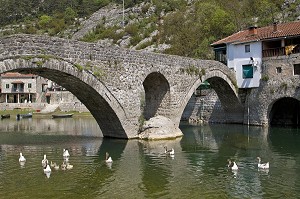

left=105, top=152, right=113, bottom=163
left=63, top=149, right=70, bottom=161
left=43, top=164, right=51, bottom=173
left=42, top=154, right=48, bottom=168
left=53, top=163, right=59, bottom=170
left=66, top=163, right=73, bottom=170
left=61, top=161, right=67, bottom=170
left=19, top=153, right=26, bottom=162
left=164, top=146, right=175, bottom=155
left=227, top=159, right=238, bottom=170
left=257, top=157, right=269, bottom=169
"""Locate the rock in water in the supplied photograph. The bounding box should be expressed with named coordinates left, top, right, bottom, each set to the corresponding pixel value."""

left=138, top=116, right=183, bottom=140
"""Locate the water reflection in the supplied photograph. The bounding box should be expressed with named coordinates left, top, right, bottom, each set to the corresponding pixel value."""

left=137, top=138, right=182, bottom=198
left=0, top=119, right=300, bottom=198
left=19, top=160, right=26, bottom=168
left=0, top=117, right=102, bottom=137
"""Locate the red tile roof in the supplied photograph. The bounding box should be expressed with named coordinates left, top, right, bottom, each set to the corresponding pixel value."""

left=211, top=20, right=300, bottom=46
left=1, top=72, right=36, bottom=78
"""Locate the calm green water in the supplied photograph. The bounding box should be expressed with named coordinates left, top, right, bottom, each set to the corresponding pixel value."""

left=0, top=118, right=300, bottom=198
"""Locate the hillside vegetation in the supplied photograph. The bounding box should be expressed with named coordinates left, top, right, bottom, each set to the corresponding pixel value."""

left=1, top=0, right=300, bottom=59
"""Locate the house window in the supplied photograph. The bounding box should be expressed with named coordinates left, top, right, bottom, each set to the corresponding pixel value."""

left=245, top=44, right=250, bottom=53
left=214, top=47, right=227, bottom=65
left=276, top=67, right=282, bottom=73
left=294, top=64, right=300, bottom=75
left=242, top=64, right=253, bottom=78
left=5, top=84, right=9, bottom=89
left=28, top=83, right=32, bottom=88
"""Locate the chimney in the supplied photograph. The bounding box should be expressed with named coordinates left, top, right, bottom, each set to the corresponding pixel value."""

left=248, top=26, right=258, bottom=35
left=273, top=22, right=278, bottom=32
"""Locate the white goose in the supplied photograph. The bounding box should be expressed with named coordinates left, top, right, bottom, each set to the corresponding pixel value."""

left=227, top=159, right=238, bottom=170
left=66, top=163, right=73, bottom=170
left=105, top=152, right=113, bottom=163
left=61, top=161, right=67, bottom=170
left=53, top=163, right=60, bottom=170
left=63, top=149, right=70, bottom=161
left=43, top=164, right=51, bottom=173
left=257, top=157, right=269, bottom=169
left=164, top=146, right=175, bottom=155
left=50, top=161, right=55, bottom=168
left=19, top=152, right=26, bottom=162
left=42, top=154, right=48, bottom=168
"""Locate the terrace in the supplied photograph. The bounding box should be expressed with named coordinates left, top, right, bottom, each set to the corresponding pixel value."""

left=262, top=37, right=300, bottom=57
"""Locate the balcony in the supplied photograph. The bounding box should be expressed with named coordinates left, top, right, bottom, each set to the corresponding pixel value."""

left=263, top=45, right=300, bottom=58
left=11, top=88, right=24, bottom=93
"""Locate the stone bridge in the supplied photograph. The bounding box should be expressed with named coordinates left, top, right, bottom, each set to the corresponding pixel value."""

left=0, top=34, right=244, bottom=139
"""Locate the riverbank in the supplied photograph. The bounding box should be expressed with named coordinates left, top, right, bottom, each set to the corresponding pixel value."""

left=0, top=109, right=92, bottom=119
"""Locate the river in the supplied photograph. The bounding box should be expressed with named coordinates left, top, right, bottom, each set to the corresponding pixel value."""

left=0, top=117, right=299, bottom=198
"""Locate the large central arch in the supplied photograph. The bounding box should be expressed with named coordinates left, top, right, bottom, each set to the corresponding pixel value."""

left=0, top=58, right=129, bottom=138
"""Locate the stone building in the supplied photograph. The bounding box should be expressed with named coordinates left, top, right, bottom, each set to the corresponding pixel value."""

left=184, top=20, right=300, bottom=125
left=0, top=72, right=88, bottom=112
left=209, top=20, right=300, bottom=126
left=211, top=20, right=300, bottom=88
left=0, top=72, right=46, bottom=103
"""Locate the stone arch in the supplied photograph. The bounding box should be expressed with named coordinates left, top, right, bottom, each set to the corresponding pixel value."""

left=178, top=69, right=243, bottom=124
left=142, top=72, right=170, bottom=120
left=268, top=97, right=300, bottom=126
left=0, top=58, right=129, bottom=138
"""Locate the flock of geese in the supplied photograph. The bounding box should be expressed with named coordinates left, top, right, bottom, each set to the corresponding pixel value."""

left=18, top=149, right=74, bottom=178
left=164, top=147, right=270, bottom=172
left=18, top=146, right=269, bottom=177
left=227, top=157, right=270, bottom=171
left=18, top=149, right=114, bottom=175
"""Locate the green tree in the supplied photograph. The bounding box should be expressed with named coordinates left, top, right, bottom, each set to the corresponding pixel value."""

left=38, top=15, right=52, bottom=29
left=64, top=7, right=77, bottom=25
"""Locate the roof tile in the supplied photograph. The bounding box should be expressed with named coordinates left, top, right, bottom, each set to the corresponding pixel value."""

left=212, top=20, right=300, bottom=46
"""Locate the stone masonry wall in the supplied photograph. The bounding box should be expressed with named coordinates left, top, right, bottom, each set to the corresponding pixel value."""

left=0, top=34, right=241, bottom=138
left=246, top=53, right=300, bottom=126
left=181, top=90, right=226, bottom=124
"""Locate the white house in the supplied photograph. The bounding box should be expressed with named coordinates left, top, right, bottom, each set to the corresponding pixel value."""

left=211, top=21, right=300, bottom=88
left=0, top=72, right=46, bottom=103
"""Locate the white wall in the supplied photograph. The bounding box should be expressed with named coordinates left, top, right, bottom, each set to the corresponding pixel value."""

left=227, top=41, right=262, bottom=88
left=1, top=77, right=37, bottom=93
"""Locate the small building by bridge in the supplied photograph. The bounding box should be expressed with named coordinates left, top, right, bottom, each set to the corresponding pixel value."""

left=211, top=20, right=300, bottom=127
left=0, top=72, right=43, bottom=103
left=211, top=20, right=300, bottom=89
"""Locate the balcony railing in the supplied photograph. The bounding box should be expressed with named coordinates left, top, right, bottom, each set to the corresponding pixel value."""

left=263, top=45, right=300, bottom=58
left=11, top=89, right=24, bottom=93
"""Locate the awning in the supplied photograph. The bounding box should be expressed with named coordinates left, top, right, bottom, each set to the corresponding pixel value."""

left=11, top=81, right=24, bottom=84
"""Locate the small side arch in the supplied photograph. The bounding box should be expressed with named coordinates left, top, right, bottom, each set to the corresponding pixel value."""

left=178, top=69, right=243, bottom=124
left=142, top=72, right=171, bottom=120
left=268, top=97, right=300, bottom=126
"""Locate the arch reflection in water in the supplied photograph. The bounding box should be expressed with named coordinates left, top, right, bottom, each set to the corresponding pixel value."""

left=0, top=119, right=300, bottom=198
left=0, top=117, right=102, bottom=137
